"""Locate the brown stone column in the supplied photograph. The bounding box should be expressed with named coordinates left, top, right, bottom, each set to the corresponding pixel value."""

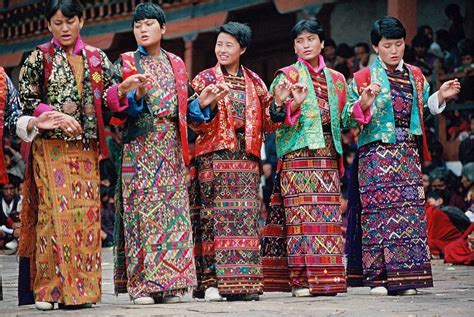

left=387, top=0, right=417, bottom=42
left=183, top=33, right=198, bottom=77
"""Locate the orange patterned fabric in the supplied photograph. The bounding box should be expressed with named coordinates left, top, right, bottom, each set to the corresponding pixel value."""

left=190, top=64, right=279, bottom=158
left=21, top=139, right=101, bottom=305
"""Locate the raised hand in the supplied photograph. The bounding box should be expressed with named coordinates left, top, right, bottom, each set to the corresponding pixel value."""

left=291, top=83, right=308, bottom=106
left=439, top=79, right=461, bottom=102
left=35, top=111, right=64, bottom=130
left=197, top=83, right=230, bottom=108
left=274, top=79, right=292, bottom=106
left=118, top=74, right=153, bottom=99
left=360, top=82, right=381, bottom=111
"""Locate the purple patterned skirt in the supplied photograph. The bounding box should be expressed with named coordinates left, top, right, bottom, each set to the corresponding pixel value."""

left=358, top=128, right=433, bottom=291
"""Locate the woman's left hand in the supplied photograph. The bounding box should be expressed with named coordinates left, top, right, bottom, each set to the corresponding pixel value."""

left=439, top=79, right=461, bottom=101
left=291, top=83, right=308, bottom=106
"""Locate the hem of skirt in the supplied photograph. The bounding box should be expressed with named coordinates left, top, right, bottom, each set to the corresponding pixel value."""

left=129, top=286, right=195, bottom=300
left=363, top=280, right=434, bottom=291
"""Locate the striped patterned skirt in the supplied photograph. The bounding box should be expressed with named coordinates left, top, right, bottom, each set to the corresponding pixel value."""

left=262, top=133, right=346, bottom=295
left=358, top=128, right=433, bottom=291
left=193, top=133, right=263, bottom=296
left=121, top=120, right=196, bottom=299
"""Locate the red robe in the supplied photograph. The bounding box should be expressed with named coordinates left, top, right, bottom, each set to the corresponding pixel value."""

left=425, top=204, right=462, bottom=255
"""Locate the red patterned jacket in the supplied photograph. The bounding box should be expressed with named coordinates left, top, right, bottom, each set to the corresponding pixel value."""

left=190, top=64, right=279, bottom=158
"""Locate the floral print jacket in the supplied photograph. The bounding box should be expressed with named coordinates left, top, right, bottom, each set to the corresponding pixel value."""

left=19, top=37, right=116, bottom=140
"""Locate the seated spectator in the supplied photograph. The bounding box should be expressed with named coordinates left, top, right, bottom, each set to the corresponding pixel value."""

left=444, top=223, right=474, bottom=265
left=429, top=167, right=466, bottom=211
left=4, top=145, right=25, bottom=181
left=353, top=42, right=376, bottom=70
left=461, top=163, right=474, bottom=221
left=459, top=116, right=474, bottom=165
left=334, top=43, right=354, bottom=79
left=0, top=174, right=22, bottom=254
left=441, top=205, right=472, bottom=233
left=425, top=190, right=463, bottom=257
left=323, top=38, right=337, bottom=69
left=412, top=34, right=436, bottom=79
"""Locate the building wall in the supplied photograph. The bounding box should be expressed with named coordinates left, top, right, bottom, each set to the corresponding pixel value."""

left=330, top=0, right=466, bottom=47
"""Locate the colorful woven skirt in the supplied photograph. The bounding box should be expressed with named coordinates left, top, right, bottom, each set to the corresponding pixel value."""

left=32, top=139, right=101, bottom=305
left=121, top=120, right=196, bottom=299
left=194, top=133, right=263, bottom=296
left=263, top=133, right=346, bottom=295
left=260, top=170, right=292, bottom=292
left=358, top=131, right=433, bottom=291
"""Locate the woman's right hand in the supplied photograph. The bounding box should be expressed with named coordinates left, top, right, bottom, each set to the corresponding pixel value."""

left=34, top=111, right=64, bottom=130
left=360, top=83, right=381, bottom=111
left=274, top=79, right=292, bottom=108
left=58, top=113, right=82, bottom=138
left=198, top=83, right=229, bottom=109
left=118, top=74, right=153, bottom=99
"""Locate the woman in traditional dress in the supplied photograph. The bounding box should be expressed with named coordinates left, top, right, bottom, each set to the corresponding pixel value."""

left=190, top=22, right=283, bottom=301
left=262, top=19, right=348, bottom=297
left=342, top=16, right=460, bottom=296
left=18, top=0, right=116, bottom=310
left=106, top=2, right=226, bottom=305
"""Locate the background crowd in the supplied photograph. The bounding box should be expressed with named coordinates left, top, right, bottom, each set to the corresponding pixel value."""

left=1, top=3, right=473, bottom=265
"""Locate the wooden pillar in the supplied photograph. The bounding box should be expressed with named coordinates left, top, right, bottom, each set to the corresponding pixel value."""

left=183, top=33, right=198, bottom=77
left=387, top=0, right=417, bottom=42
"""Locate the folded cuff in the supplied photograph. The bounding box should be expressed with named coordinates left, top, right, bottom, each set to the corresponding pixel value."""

left=106, top=84, right=129, bottom=112
left=33, top=103, right=53, bottom=117
left=352, top=100, right=372, bottom=125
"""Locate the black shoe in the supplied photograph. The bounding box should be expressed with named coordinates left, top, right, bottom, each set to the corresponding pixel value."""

left=226, top=293, right=260, bottom=301
left=58, top=303, right=93, bottom=309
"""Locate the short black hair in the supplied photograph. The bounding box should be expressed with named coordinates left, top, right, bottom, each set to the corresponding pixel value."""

left=412, top=34, right=430, bottom=49
left=291, top=19, right=325, bottom=42
left=336, top=43, right=353, bottom=59
left=355, top=42, right=370, bottom=53
left=45, top=0, right=83, bottom=21
left=426, top=189, right=447, bottom=202
left=216, top=22, right=252, bottom=49
left=325, top=38, right=336, bottom=48
left=133, top=2, right=166, bottom=27
left=371, top=16, right=406, bottom=46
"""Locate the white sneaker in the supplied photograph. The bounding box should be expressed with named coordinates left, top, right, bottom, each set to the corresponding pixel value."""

left=35, top=301, right=54, bottom=310
left=204, top=287, right=223, bottom=302
left=291, top=287, right=311, bottom=297
left=397, top=288, right=417, bottom=296
left=370, top=286, right=388, bottom=296
left=162, top=295, right=182, bottom=304
left=133, top=296, right=155, bottom=305
left=5, top=239, right=18, bottom=250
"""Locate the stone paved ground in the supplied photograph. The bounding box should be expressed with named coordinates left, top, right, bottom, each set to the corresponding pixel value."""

left=0, top=248, right=473, bottom=316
